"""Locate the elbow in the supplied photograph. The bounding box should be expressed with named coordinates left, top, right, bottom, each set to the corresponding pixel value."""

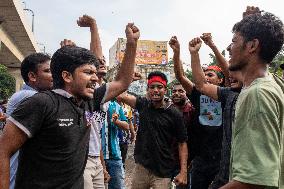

left=194, top=82, right=206, bottom=93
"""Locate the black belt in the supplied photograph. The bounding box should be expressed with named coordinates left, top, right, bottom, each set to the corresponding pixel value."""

left=88, top=155, right=99, bottom=159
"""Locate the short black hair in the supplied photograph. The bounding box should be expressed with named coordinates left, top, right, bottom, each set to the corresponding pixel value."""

left=21, top=53, right=51, bottom=83
left=232, top=12, right=284, bottom=63
left=147, top=71, right=168, bottom=83
left=51, top=46, right=99, bottom=89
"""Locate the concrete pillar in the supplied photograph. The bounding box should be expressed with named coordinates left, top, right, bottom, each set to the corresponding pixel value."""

left=7, top=68, right=23, bottom=92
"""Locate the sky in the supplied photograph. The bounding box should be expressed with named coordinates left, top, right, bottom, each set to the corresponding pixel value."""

left=22, top=0, right=284, bottom=68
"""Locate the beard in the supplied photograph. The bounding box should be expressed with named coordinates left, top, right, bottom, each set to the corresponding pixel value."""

left=172, top=98, right=186, bottom=106
left=229, top=60, right=247, bottom=71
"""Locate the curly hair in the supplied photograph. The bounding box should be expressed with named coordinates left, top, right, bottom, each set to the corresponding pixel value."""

left=232, top=12, right=284, bottom=63
left=21, top=53, right=51, bottom=83
left=50, top=46, right=99, bottom=89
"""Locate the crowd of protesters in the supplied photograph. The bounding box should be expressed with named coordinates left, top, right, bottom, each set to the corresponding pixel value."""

left=0, top=5, right=284, bottom=189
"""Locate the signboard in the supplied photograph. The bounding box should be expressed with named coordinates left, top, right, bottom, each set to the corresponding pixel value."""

left=110, top=38, right=168, bottom=67
left=127, top=80, right=147, bottom=96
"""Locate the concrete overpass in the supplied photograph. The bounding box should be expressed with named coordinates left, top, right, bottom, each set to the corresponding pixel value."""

left=0, top=0, right=39, bottom=91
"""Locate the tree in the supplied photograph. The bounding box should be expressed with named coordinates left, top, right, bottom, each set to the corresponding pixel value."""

left=208, top=50, right=226, bottom=66
left=269, top=46, right=284, bottom=77
left=0, top=64, right=15, bottom=100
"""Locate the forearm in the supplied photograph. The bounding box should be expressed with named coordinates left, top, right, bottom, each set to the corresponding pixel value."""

left=190, top=52, right=207, bottom=91
left=129, top=120, right=135, bottom=136
left=220, top=180, right=264, bottom=189
left=100, top=149, right=107, bottom=170
left=115, top=41, right=137, bottom=88
left=209, top=44, right=230, bottom=79
left=173, top=51, right=184, bottom=80
left=0, top=153, right=10, bottom=189
left=178, top=142, right=188, bottom=173
left=173, top=51, right=194, bottom=93
left=115, top=120, right=129, bottom=130
left=90, top=22, right=103, bottom=59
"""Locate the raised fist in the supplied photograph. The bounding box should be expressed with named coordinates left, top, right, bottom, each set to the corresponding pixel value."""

left=188, top=37, right=202, bottom=54
left=77, top=14, right=96, bottom=27
left=243, top=6, right=261, bottom=18
left=169, top=36, right=180, bottom=53
left=60, top=39, right=76, bottom=47
left=200, top=33, right=214, bottom=48
left=125, top=23, right=140, bottom=43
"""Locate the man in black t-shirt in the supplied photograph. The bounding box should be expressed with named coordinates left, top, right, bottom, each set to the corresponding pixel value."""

left=184, top=36, right=242, bottom=189
left=117, top=71, right=188, bottom=189
left=0, top=23, right=140, bottom=189
left=169, top=36, right=226, bottom=189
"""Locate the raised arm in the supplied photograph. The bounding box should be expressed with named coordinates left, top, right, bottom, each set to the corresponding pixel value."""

left=200, top=33, right=230, bottom=81
left=77, top=15, right=104, bottom=60
left=103, top=23, right=139, bottom=102
left=189, top=37, right=219, bottom=100
left=116, top=92, right=137, bottom=109
left=0, top=121, right=28, bottom=189
left=169, top=36, right=194, bottom=94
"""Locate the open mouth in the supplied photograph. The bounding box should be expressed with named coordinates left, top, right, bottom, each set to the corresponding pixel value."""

left=86, top=83, right=96, bottom=90
left=151, top=94, right=161, bottom=99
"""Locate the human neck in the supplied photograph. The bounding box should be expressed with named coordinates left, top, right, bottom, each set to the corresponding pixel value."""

left=152, top=99, right=164, bottom=109
left=97, top=77, right=104, bottom=86
left=62, top=86, right=83, bottom=105
left=174, top=102, right=186, bottom=111
left=241, top=59, right=268, bottom=88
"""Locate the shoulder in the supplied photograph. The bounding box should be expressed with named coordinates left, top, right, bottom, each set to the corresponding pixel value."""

left=136, top=96, right=149, bottom=107
left=245, top=77, right=283, bottom=102
left=167, top=104, right=183, bottom=118
left=8, top=90, right=37, bottom=104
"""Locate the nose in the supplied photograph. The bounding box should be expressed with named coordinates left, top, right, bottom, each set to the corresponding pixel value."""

left=226, top=44, right=231, bottom=52
left=91, top=73, right=99, bottom=83
left=205, top=75, right=210, bottom=82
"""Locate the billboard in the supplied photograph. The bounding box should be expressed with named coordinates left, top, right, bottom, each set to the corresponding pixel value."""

left=109, top=38, right=168, bottom=67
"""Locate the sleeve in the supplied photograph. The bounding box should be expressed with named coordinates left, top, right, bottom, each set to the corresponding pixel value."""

left=8, top=93, right=51, bottom=138
left=118, top=105, right=127, bottom=122
left=217, top=87, right=230, bottom=103
left=92, top=84, right=108, bottom=111
left=173, top=108, right=188, bottom=143
left=135, top=96, right=148, bottom=112
left=231, top=114, right=280, bottom=186
left=187, top=87, right=200, bottom=107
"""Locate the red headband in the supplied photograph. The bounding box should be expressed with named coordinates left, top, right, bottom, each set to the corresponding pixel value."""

left=148, top=76, right=167, bottom=86
left=206, top=65, right=223, bottom=73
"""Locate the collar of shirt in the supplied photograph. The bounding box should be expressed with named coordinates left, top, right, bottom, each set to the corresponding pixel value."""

left=53, top=89, right=73, bottom=98
left=149, top=98, right=172, bottom=110
left=22, top=84, right=37, bottom=91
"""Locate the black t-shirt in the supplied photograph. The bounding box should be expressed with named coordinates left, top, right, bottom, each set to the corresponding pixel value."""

left=10, top=85, right=107, bottom=189
left=134, top=97, right=187, bottom=178
left=188, top=87, right=223, bottom=161
left=211, top=87, right=239, bottom=187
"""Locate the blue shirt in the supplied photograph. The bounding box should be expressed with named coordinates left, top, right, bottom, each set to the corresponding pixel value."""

left=6, top=84, right=37, bottom=189
left=101, top=101, right=127, bottom=160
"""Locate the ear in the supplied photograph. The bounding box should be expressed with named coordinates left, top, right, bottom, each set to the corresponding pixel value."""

left=28, top=71, right=37, bottom=82
left=247, top=39, right=260, bottom=54
left=62, top=71, right=73, bottom=84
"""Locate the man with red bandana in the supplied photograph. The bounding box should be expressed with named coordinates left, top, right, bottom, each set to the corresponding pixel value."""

left=170, top=36, right=225, bottom=189
left=116, top=71, right=188, bottom=189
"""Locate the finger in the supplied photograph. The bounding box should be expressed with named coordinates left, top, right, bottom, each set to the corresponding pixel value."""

left=131, top=25, right=139, bottom=33
left=127, top=23, right=134, bottom=28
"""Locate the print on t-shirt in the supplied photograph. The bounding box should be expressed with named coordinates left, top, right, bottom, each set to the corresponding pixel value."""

left=199, top=95, right=222, bottom=126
